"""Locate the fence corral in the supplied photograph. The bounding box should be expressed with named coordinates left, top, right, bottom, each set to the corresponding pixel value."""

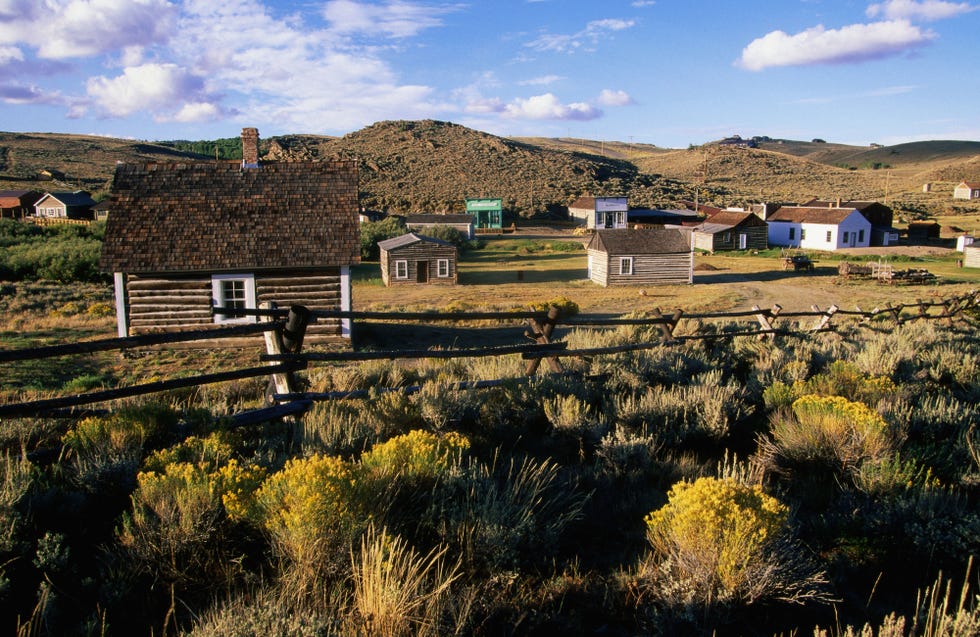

left=1, top=292, right=978, bottom=423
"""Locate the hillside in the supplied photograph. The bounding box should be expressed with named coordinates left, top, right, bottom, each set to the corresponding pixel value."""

left=270, top=120, right=693, bottom=215
left=2, top=124, right=979, bottom=220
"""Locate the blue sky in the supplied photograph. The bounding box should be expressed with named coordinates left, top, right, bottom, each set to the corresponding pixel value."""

left=1, top=0, right=978, bottom=148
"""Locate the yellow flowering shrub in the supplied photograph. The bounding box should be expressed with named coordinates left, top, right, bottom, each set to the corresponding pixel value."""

left=62, top=403, right=177, bottom=459
left=763, top=361, right=898, bottom=410
left=255, top=453, right=363, bottom=571
left=142, top=431, right=239, bottom=475
left=645, top=477, right=789, bottom=602
left=359, top=430, right=469, bottom=483
left=215, top=459, right=268, bottom=521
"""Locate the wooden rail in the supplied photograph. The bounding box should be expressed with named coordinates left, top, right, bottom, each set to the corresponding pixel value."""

left=2, top=291, right=977, bottom=422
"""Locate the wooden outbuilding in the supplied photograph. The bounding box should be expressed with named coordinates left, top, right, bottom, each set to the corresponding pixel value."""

left=692, top=210, right=768, bottom=252
left=99, top=128, right=360, bottom=346
left=569, top=196, right=628, bottom=229
left=378, top=233, right=458, bottom=286
left=587, top=228, right=693, bottom=287
left=0, top=190, right=42, bottom=218
left=954, top=181, right=980, bottom=200
left=405, top=214, right=474, bottom=239
left=964, top=245, right=980, bottom=268
left=906, top=221, right=942, bottom=243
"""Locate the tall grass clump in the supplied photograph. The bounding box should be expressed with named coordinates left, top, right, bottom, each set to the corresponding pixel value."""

left=348, top=526, right=464, bottom=637
left=639, top=476, right=830, bottom=626
left=814, top=557, right=980, bottom=636
left=759, top=395, right=895, bottom=494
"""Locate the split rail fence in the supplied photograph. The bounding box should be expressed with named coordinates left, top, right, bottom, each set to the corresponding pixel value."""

left=1, top=291, right=978, bottom=425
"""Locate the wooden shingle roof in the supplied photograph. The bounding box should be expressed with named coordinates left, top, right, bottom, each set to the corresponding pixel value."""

left=766, top=206, right=858, bottom=224
left=694, top=210, right=766, bottom=232
left=378, top=232, right=454, bottom=250
left=100, top=160, right=360, bottom=274
left=587, top=228, right=692, bottom=254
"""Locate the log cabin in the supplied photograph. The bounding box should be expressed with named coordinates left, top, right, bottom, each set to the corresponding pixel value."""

left=99, top=128, right=360, bottom=346
left=587, top=228, right=694, bottom=286
left=692, top=210, right=768, bottom=252
left=378, top=232, right=458, bottom=286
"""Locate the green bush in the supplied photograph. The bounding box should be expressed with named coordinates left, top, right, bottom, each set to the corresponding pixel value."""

left=360, top=216, right=406, bottom=260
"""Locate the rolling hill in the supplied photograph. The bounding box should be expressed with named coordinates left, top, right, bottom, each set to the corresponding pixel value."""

left=2, top=123, right=979, bottom=220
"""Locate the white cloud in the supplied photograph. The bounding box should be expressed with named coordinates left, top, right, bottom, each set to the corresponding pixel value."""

left=37, top=0, right=178, bottom=59
left=86, top=63, right=214, bottom=118
left=597, top=89, right=633, bottom=106
left=323, top=0, right=461, bottom=38
left=866, top=0, right=976, bottom=21
left=0, top=44, right=22, bottom=64
left=464, top=97, right=504, bottom=114
left=502, top=93, right=601, bottom=121
left=631, top=1, right=656, bottom=7
left=168, top=101, right=226, bottom=123
left=526, top=17, right=636, bottom=53
left=518, top=74, right=562, bottom=86
left=737, top=20, right=935, bottom=71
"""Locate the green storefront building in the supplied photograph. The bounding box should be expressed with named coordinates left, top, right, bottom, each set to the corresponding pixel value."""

left=465, top=198, right=503, bottom=231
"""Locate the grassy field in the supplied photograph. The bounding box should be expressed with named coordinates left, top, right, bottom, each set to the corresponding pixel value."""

left=353, top=235, right=980, bottom=317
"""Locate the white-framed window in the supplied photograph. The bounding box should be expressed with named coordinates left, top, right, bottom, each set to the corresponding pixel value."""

left=826, top=230, right=833, bottom=242
left=394, top=260, right=409, bottom=279
left=801, top=228, right=807, bottom=240
left=211, top=274, right=256, bottom=324
left=842, top=231, right=849, bottom=243
left=437, top=259, right=450, bottom=278
left=616, top=211, right=626, bottom=226
left=619, top=256, right=634, bottom=275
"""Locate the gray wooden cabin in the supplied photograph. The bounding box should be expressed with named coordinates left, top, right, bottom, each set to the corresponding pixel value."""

left=378, top=233, right=458, bottom=286
left=100, top=130, right=360, bottom=347
left=405, top=214, right=475, bottom=239
left=692, top=210, right=768, bottom=252
left=587, top=228, right=693, bottom=287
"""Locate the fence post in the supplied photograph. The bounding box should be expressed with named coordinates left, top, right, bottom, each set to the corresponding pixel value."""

left=525, top=305, right=562, bottom=375
left=753, top=304, right=781, bottom=340
left=811, top=304, right=838, bottom=332
left=261, top=302, right=301, bottom=405
left=654, top=307, right=683, bottom=343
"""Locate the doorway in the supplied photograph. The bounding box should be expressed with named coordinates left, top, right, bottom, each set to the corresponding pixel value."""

left=416, top=261, right=429, bottom=283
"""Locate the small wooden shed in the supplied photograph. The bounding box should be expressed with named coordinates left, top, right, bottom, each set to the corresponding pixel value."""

left=100, top=128, right=360, bottom=346
left=587, top=228, right=693, bottom=287
left=405, top=214, right=474, bottom=239
left=906, top=221, right=941, bottom=243
left=378, top=233, right=458, bottom=286
left=692, top=210, right=768, bottom=252
left=963, top=245, right=980, bottom=268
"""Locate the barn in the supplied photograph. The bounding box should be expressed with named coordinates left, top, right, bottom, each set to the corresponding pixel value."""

left=378, top=233, right=458, bottom=286
left=587, top=228, right=693, bottom=287
left=99, top=128, right=360, bottom=346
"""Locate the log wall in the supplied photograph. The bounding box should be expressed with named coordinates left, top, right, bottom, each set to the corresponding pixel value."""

left=124, top=268, right=347, bottom=345
left=380, top=244, right=458, bottom=286
left=588, top=249, right=692, bottom=286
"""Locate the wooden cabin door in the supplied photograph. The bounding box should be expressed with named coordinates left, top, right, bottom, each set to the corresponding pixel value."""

left=417, top=261, right=429, bottom=283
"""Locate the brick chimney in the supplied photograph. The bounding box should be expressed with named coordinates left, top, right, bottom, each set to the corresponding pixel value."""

left=241, top=127, right=260, bottom=168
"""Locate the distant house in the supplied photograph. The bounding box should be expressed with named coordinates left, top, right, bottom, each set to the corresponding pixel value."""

left=358, top=209, right=387, bottom=224
left=466, top=198, right=504, bottom=232
left=587, top=228, right=693, bottom=286
left=692, top=211, right=768, bottom=252
left=767, top=206, right=872, bottom=250
left=568, top=196, right=628, bottom=229
left=33, top=191, right=97, bottom=220
left=628, top=208, right=702, bottom=227
left=37, top=169, right=65, bottom=181
left=100, top=127, right=360, bottom=345
left=906, top=221, right=941, bottom=243
left=92, top=200, right=112, bottom=221
left=0, top=190, right=42, bottom=218
left=801, top=199, right=896, bottom=245
left=378, top=233, right=458, bottom=286
left=405, top=214, right=474, bottom=239
left=964, top=245, right=980, bottom=268
left=953, top=181, right=980, bottom=200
